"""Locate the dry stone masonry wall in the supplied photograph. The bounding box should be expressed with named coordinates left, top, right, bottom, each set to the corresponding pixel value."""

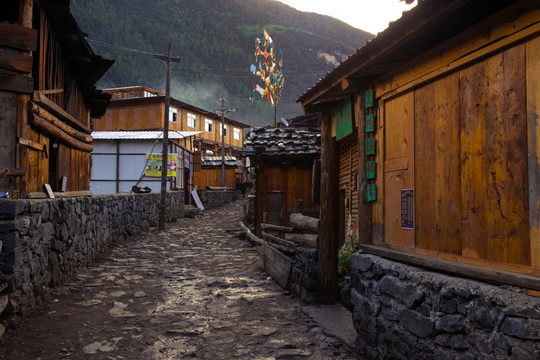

left=351, top=253, right=540, bottom=359
left=0, top=192, right=183, bottom=319
left=197, top=188, right=234, bottom=209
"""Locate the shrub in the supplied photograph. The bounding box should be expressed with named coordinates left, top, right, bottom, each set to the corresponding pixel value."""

left=338, top=234, right=359, bottom=280
left=184, top=209, right=197, bottom=218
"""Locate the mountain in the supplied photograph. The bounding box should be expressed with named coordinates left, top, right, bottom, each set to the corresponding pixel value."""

left=70, top=0, right=374, bottom=126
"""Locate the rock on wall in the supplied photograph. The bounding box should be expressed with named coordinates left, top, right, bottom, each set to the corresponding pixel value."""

left=351, top=253, right=540, bottom=359
left=289, top=246, right=319, bottom=303
left=197, top=188, right=234, bottom=209
left=0, top=192, right=183, bottom=317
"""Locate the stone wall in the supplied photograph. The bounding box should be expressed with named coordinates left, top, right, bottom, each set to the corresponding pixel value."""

left=197, top=188, right=234, bottom=209
left=0, top=192, right=183, bottom=318
left=351, top=253, right=540, bottom=359
left=289, top=246, right=319, bottom=303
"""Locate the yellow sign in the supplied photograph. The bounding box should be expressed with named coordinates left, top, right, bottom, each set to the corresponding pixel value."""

left=145, top=153, right=177, bottom=177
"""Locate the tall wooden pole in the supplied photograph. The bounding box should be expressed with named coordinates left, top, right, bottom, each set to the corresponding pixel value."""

left=318, top=110, right=339, bottom=303
left=158, top=43, right=172, bottom=231
left=220, top=97, right=225, bottom=187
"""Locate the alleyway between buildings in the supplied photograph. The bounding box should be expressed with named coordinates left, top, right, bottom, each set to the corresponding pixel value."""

left=0, top=198, right=359, bottom=359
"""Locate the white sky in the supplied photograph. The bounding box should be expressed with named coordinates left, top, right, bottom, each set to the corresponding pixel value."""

left=277, top=0, right=417, bottom=34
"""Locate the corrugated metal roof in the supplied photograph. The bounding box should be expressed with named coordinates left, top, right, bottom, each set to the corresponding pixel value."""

left=91, top=130, right=202, bottom=140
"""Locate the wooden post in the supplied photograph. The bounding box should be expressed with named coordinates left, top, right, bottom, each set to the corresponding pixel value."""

left=155, top=44, right=180, bottom=230
left=318, top=110, right=339, bottom=303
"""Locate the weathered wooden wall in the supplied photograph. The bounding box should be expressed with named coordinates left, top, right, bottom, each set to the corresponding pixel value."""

left=97, top=102, right=163, bottom=131
left=193, top=167, right=237, bottom=189
left=255, top=163, right=320, bottom=230
left=338, top=135, right=359, bottom=241
left=373, top=8, right=540, bottom=275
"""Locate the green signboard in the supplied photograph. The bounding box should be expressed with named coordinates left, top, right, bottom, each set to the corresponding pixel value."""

left=334, top=98, right=353, bottom=141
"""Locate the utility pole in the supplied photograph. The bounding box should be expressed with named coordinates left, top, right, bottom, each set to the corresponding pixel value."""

left=214, top=97, right=235, bottom=187
left=155, top=43, right=181, bottom=231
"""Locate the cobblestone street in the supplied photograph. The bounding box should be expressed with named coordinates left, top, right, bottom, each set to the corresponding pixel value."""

left=0, top=199, right=359, bottom=359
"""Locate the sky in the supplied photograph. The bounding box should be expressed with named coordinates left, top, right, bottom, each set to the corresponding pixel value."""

left=277, top=0, right=417, bottom=34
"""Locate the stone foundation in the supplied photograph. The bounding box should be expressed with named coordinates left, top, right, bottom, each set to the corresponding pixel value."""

left=0, top=192, right=183, bottom=315
left=350, top=253, right=540, bottom=359
left=289, top=246, right=319, bottom=303
left=197, top=188, right=234, bottom=209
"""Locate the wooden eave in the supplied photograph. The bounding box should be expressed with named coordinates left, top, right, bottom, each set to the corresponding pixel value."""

left=298, top=0, right=520, bottom=108
left=38, top=0, right=114, bottom=117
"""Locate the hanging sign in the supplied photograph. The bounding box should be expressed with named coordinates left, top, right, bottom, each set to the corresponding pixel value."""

left=400, top=189, right=414, bottom=229
left=145, top=153, right=177, bottom=177
left=334, top=97, right=353, bottom=141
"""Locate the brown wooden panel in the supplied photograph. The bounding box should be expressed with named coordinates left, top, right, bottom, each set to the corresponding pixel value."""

left=0, top=23, right=37, bottom=51
left=501, top=44, right=529, bottom=266
left=460, top=60, right=488, bottom=260
left=385, top=92, right=415, bottom=248
left=434, top=73, right=461, bottom=254
left=527, top=35, right=540, bottom=269
left=415, top=84, right=437, bottom=251
left=384, top=170, right=413, bottom=247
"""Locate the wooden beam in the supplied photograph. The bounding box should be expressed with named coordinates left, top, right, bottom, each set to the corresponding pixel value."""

left=26, top=190, right=93, bottom=199
left=290, top=213, right=319, bottom=234
left=0, top=23, right=37, bottom=52
left=31, top=104, right=92, bottom=143
left=285, top=233, right=318, bottom=248
left=0, top=168, right=25, bottom=177
left=360, top=244, right=540, bottom=291
left=262, top=231, right=297, bottom=249
left=29, top=115, right=93, bottom=153
left=0, top=51, right=32, bottom=73
left=0, top=69, right=33, bottom=93
left=261, top=223, right=294, bottom=233
left=17, top=137, right=45, bottom=152
left=33, top=91, right=91, bottom=134
left=318, top=110, right=339, bottom=303
left=240, top=221, right=265, bottom=246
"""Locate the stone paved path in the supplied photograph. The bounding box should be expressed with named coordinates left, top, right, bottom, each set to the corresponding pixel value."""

left=0, top=198, right=359, bottom=359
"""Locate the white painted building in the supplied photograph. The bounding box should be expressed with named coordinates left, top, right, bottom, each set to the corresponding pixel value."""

left=90, top=131, right=200, bottom=198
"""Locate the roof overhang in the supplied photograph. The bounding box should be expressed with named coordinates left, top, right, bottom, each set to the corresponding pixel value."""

left=298, top=0, right=519, bottom=109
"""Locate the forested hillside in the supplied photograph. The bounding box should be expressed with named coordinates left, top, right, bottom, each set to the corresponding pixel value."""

left=71, top=0, right=373, bottom=126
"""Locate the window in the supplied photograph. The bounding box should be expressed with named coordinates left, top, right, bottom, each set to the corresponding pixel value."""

left=233, top=127, right=241, bottom=140
left=187, top=113, right=196, bottom=128
left=169, top=107, right=178, bottom=123
left=205, top=119, right=213, bottom=132
left=220, top=124, right=227, bottom=137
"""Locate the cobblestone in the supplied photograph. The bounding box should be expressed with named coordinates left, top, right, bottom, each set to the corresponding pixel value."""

left=0, top=198, right=359, bottom=359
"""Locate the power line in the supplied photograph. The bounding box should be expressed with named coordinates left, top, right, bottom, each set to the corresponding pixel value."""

left=89, top=39, right=328, bottom=77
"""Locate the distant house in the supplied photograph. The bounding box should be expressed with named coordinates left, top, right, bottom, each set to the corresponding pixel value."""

left=0, top=0, right=112, bottom=197
left=242, top=125, right=321, bottom=235
left=95, top=86, right=251, bottom=190
left=299, top=0, right=540, bottom=357
left=90, top=130, right=200, bottom=203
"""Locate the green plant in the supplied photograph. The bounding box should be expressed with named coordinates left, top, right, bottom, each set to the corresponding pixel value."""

left=167, top=215, right=178, bottom=222
left=184, top=209, right=197, bottom=218
left=338, top=234, right=359, bottom=280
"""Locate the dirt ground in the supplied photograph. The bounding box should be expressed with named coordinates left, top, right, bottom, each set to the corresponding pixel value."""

left=0, top=199, right=360, bottom=360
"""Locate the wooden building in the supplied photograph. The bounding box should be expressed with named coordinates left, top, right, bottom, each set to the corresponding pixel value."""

left=193, top=156, right=243, bottom=189
left=97, top=86, right=251, bottom=190
left=298, top=0, right=540, bottom=302
left=242, top=127, right=321, bottom=235
left=0, top=0, right=113, bottom=196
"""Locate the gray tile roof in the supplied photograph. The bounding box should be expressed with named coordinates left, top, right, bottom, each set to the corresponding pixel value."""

left=242, top=127, right=321, bottom=157
left=201, top=156, right=242, bottom=167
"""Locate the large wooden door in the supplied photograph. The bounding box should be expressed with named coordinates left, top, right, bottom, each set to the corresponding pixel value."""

left=383, top=92, right=415, bottom=247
